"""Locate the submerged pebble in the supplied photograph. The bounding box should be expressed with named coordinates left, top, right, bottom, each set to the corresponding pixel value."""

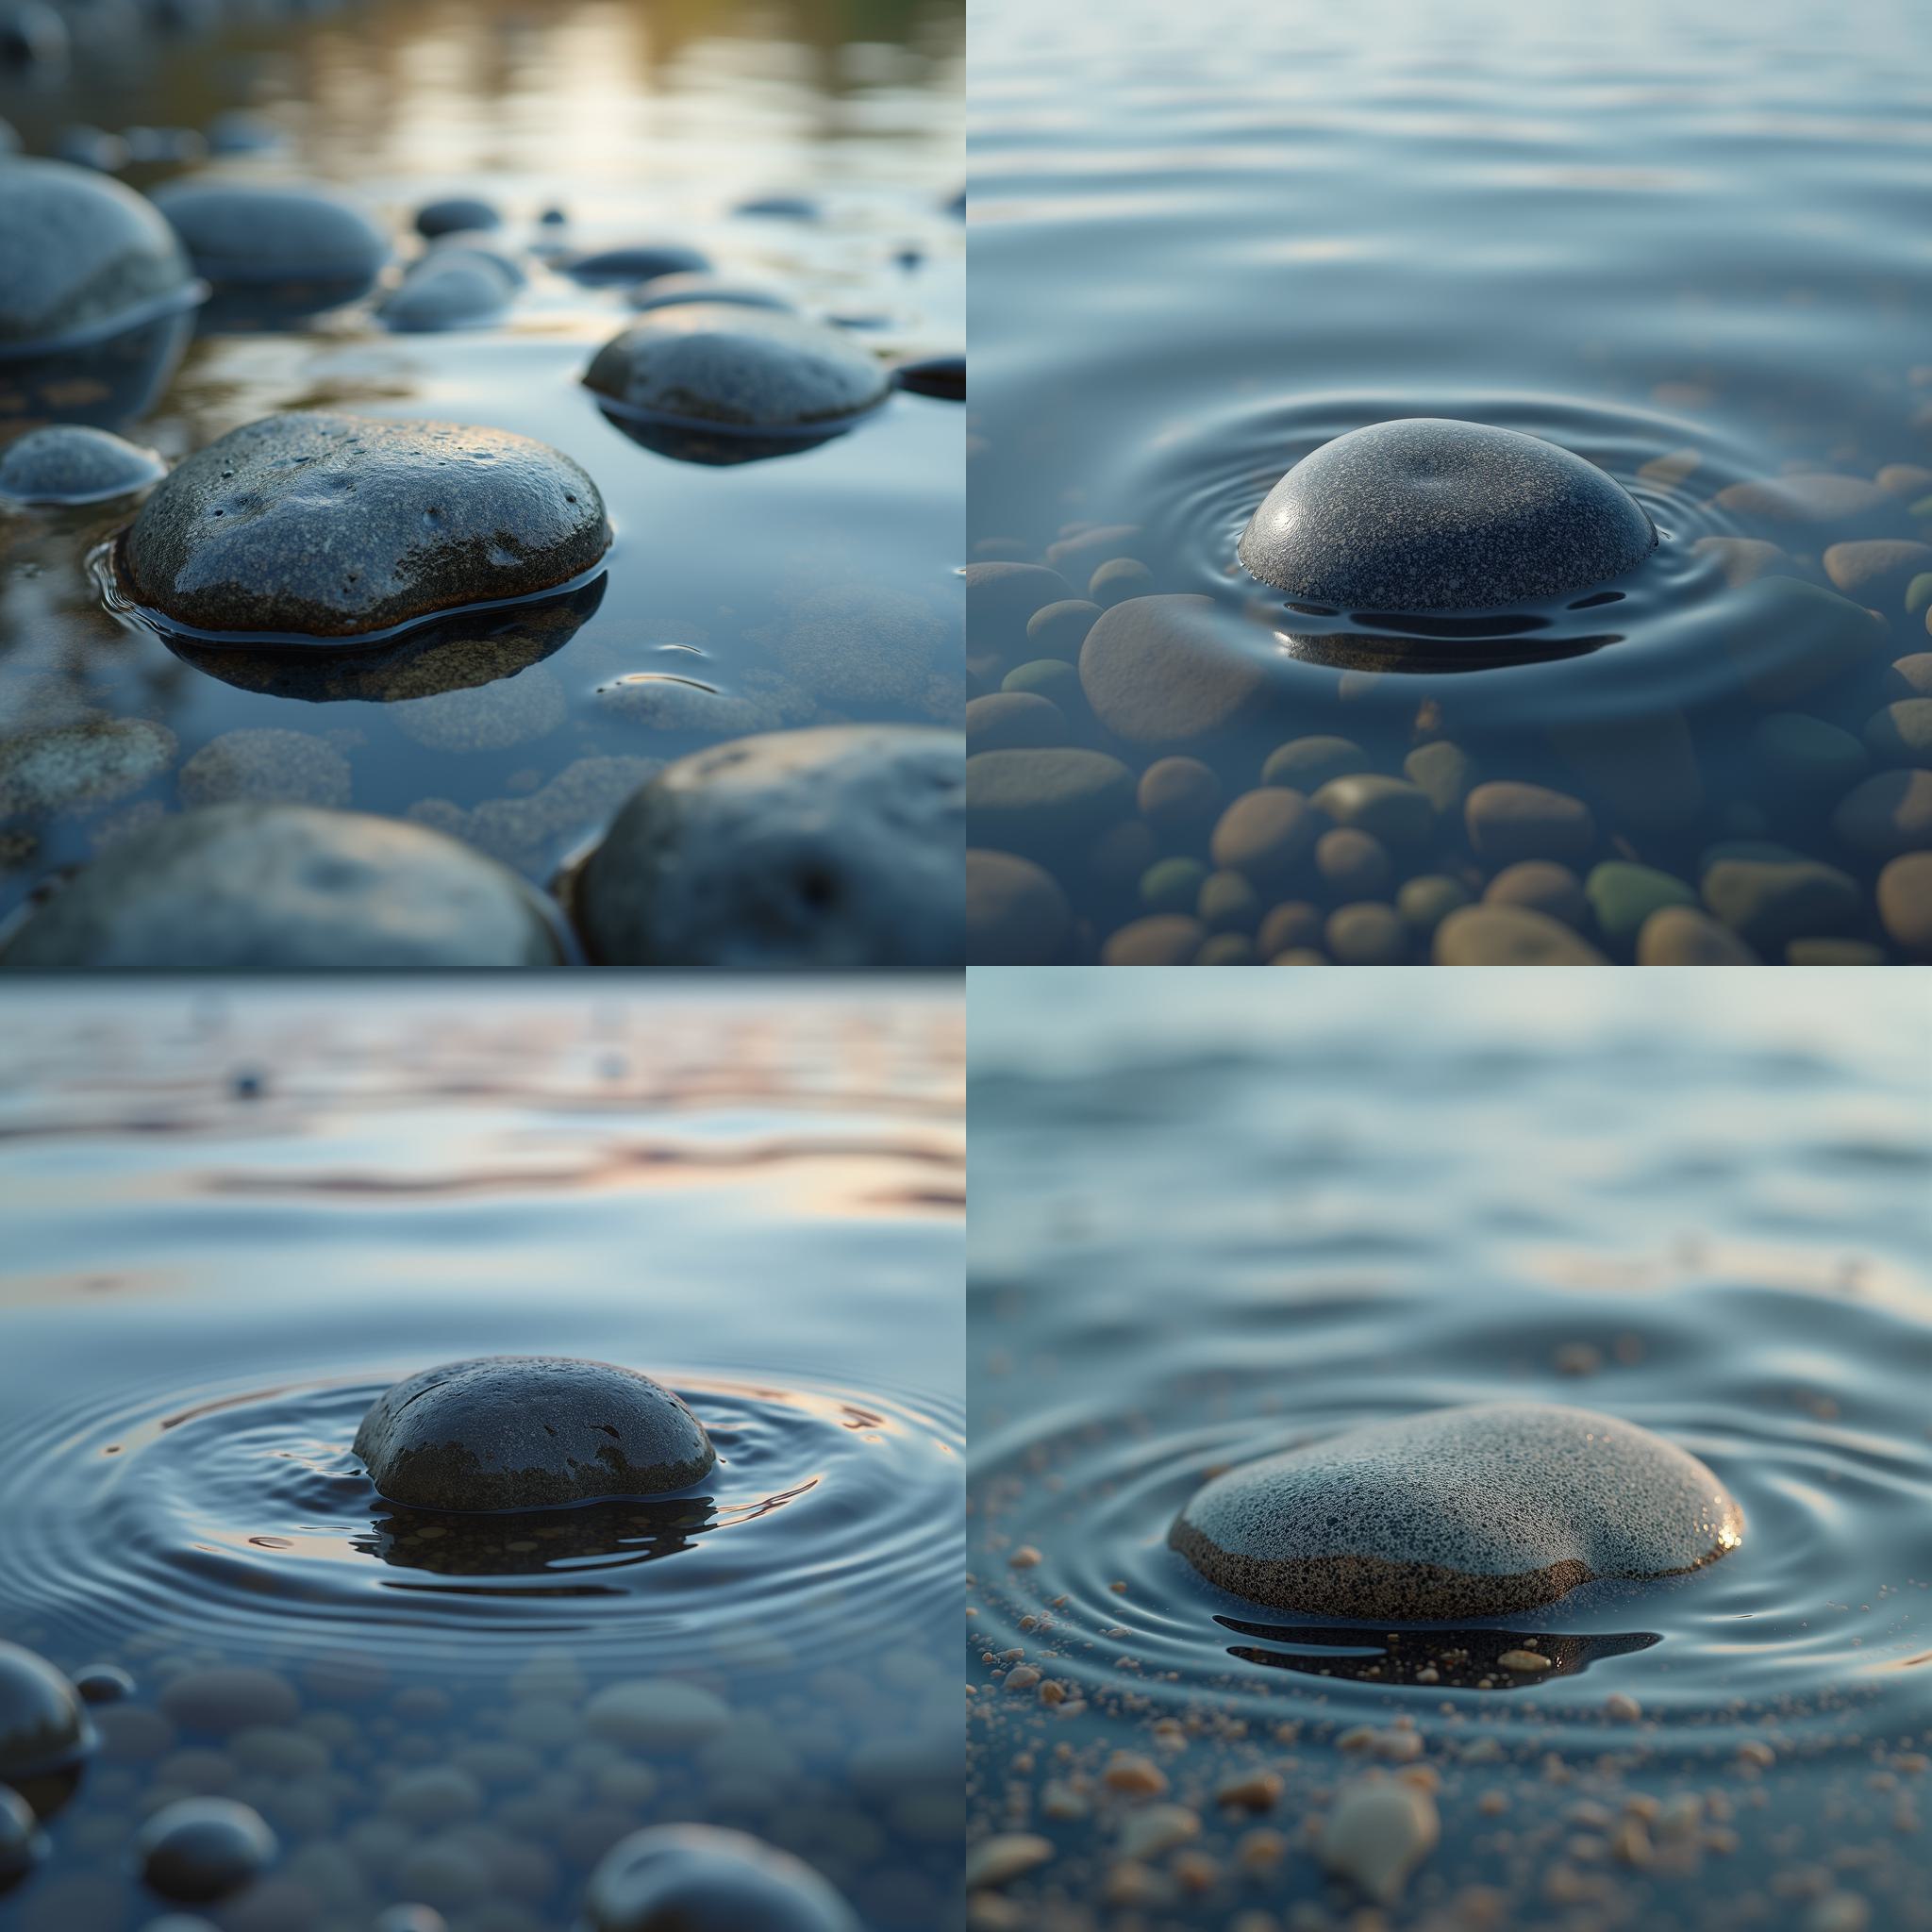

left=626, top=274, right=792, bottom=314
left=0, top=716, right=175, bottom=819
left=1238, top=418, right=1657, bottom=611
left=575, top=725, right=963, bottom=968
left=566, top=242, right=710, bottom=286
left=0, top=1642, right=94, bottom=1788
left=414, top=195, right=500, bottom=238
left=0, top=803, right=562, bottom=970
left=1170, top=1402, right=1742, bottom=1618
left=1319, top=1777, right=1439, bottom=1906
left=353, top=1357, right=716, bottom=1510
left=583, top=1824, right=860, bottom=1932
left=136, top=1797, right=277, bottom=1903
left=0, top=425, right=166, bottom=505
left=0, top=1783, right=45, bottom=1889
left=378, top=254, right=514, bottom=331
left=150, top=181, right=389, bottom=287
left=120, top=411, right=610, bottom=639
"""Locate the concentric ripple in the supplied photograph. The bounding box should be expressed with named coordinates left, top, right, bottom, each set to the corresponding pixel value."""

left=0, top=1366, right=962, bottom=1672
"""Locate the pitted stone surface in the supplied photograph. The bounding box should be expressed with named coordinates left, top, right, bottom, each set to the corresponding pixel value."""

left=1238, top=420, right=1657, bottom=612
left=1171, top=1402, right=1741, bottom=1619
left=355, top=1357, right=716, bottom=1511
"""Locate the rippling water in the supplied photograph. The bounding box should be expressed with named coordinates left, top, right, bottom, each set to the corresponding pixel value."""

left=967, top=0, right=1932, bottom=963
left=968, top=972, right=1931, bottom=1928
left=1, top=0, right=962, bottom=930
left=0, top=983, right=963, bottom=1932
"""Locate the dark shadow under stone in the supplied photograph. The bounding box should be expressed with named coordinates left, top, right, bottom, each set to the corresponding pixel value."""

left=1216, top=1615, right=1661, bottom=1690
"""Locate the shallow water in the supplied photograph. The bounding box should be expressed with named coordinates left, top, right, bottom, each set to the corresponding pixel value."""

left=968, top=973, right=1932, bottom=1927
left=0, top=0, right=962, bottom=933
left=966, top=0, right=1932, bottom=963
left=0, top=982, right=963, bottom=1931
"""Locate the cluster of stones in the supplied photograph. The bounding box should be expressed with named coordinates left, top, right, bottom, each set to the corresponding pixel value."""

left=963, top=432, right=1932, bottom=965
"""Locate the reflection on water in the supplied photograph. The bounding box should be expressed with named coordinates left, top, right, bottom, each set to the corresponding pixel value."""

left=0, top=982, right=964, bottom=1932
left=968, top=971, right=1931, bottom=1928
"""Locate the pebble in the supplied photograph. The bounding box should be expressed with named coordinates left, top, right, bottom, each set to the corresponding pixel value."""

left=1198, top=869, right=1260, bottom=933
left=1750, top=712, right=1870, bottom=799
left=1464, top=780, right=1595, bottom=866
left=1691, top=534, right=1788, bottom=585
left=1824, top=539, right=1932, bottom=603
left=1432, top=905, right=1607, bottom=965
left=1024, top=598, right=1102, bottom=661
left=1715, top=473, right=1895, bottom=525
left=121, top=412, right=610, bottom=640
left=966, top=1834, right=1054, bottom=1890
left=1319, top=1777, right=1439, bottom=1905
left=0, top=424, right=166, bottom=505
left=1239, top=419, right=1656, bottom=610
left=414, top=196, right=500, bottom=238
left=0, top=716, right=175, bottom=819
left=151, top=181, right=388, bottom=288
left=158, top=1670, right=298, bottom=1736
left=566, top=242, right=710, bottom=286
left=1727, top=575, right=1888, bottom=705
left=627, top=274, right=792, bottom=314
left=577, top=725, right=963, bottom=967
left=0, top=804, right=561, bottom=970
left=1171, top=1402, right=1740, bottom=1617
left=1309, top=773, right=1435, bottom=851
left=1486, top=859, right=1586, bottom=928
left=966, top=744, right=1132, bottom=863
left=585, top=1680, right=730, bottom=1750
left=1138, top=756, right=1222, bottom=839
left=355, top=1356, right=715, bottom=1509
left=176, top=728, right=351, bottom=809
left=1210, top=788, right=1316, bottom=887
left=1088, top=557, right=1152, bottom=606
left=137, top=1798, right=277, bottom=1903
left=1316, top=827, right=1391, bottom=899
left=1077, top=594, right=1277, bottom=747
left=1403, top=739, right=1480, bottom=817
left=1702, top=858, right=1862, bottom=951
left=1102, top=915, right=1205, bottom=965
left=0, top=1784, right=45, bottom=1886
left=1326, top=901, right=1408, bottom=963
left=378, top=255, right=513, bottom=331
left=966, top=850, right=1071, bottom=963
left=1863, top=699, right=1932, bottom=768
left=1585, top=861, right=1695, bottom=953
left=0, top=158, right=198, bottom=354
left=0, top=1642, right=93, bottom=1789
left=1262, top=735, right=1368, bottom=792
left=72, top=1665, right=134, bottom=1706
left=1832, top=768, right=1932, bottom=856
left=1876, top=852, right=1932, bottom=955
left=965, top=563, right=1073, bottom=658
left=1394, top=874, right=1473, bottom=936
left=966, top=691, right=1064, bottom=752
left=583, top=307, right=890, bottom=437
left=583, top=1824, right=859, bottom=1931
left=1637, top=905, right=1760, bottom=965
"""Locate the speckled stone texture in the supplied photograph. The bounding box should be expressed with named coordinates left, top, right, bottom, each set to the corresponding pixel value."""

left=0, top=158, right=198, bottom=352
left=354, top=1357, right=715, bottom=1511
left=150, top=182, right=389, bottom=284
left=1239, top=419, right=1657, bottom=612
left=1171, top=1402, right=1741, bottom=1619
left=583, top=305, right=891, bottom=431
left=584, top=1824, right=861, bottom=1932
left=0, top=425, right=165, bottom=505
left=121, top=412, right=610, bottom=640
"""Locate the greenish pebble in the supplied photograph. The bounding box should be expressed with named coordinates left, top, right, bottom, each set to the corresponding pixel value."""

left=1024, top=598, right=1102, bottom=660
left=1198, top=869, right=1261, bottom=933
left=1403, top=740, right=1479, bottom=817
left=1394, top=874, right=1473, bottom=937
left=1141, top=856, right=1208, bottom=915
left=1862, top=699, right=1932, bottom=768
left=1325, top=902, right=1408, bottom=964
left=1001, top=658, right=1082, bottom=709
left=1702, top=858, right=1862, bottom=952
left=1088, top=557, right=1153, bottom=607
left=1831, top=768, right=1932, bottom=857
left=1261, top=735, right=1369, bottom=791
left=1257, top=902, right=1325, bottom=956
left=1905, top=572, right=1932, bottom=619
left=1196, top=932, right=1255, bottom=965
left=1309, top=773, right=1434, bottom=851
left=1585, top=861, right=1695, bottom=952
left=965, top=747, right=1133, bottom=861
left=1749, top=712, right=1870, bottom=796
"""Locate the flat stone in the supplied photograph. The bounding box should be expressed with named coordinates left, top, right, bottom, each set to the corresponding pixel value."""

left=1832, top=769, right=1932, bottom=857
left=1715, top=473, right=1895, bottom=525
left=0, top=158, right=198, bottom=353
left=355, top=1357, right=715, bottom=1510
left=967, top=849, right=1071, bottom=962
left=1239, top=420, right=1656, bottom=611
left=176, top=728, right=351, bottom=809
left=1263, top=736, right=1370, bottom=792
left=1432, top=904, right=1607, bottom=965
left=1702, top=858, right=1862, bottom=952
left=566, top=243, right=710, bottom=286
left=627, top=274, right=793, bottom=314
left=121, top=411, right=610, bottom=640
left=576, top=726, right=963, bottom=967
left=378, top=255, right=512, bottom=332
left=1210, top=788, right=1316, bottom=887
left=966, top=691, right=1065, bottom=753
left=584, top=306, right=890, bottom=433
left=0, top=803, right=562, bottom=970
left=1310, top=773, right=1435, bottom=851
left=1078, top=594, right=1277, bottom=748
left=1171, top=1402, right=1741, bottom=1619
left=585, top=1824, right=859, bottom=1932
left=0, top=716, right=175, bottom=818
left=1465, top=781, right=1596, bottom=867
left=151, top=181, right=389, bottom=285
left=1824, top=540, right=1932, bottom=604
left=415, top=196, right=500, bottom=238
left=0, top=425, right=165, bottom=505
left=967, top=745, right=1133, bottom=862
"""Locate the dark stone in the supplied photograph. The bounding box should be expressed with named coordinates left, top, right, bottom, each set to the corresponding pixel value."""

left=893, top=355, right=965, bottom=401
left=0, top=1, right=66, bottom=70
left=354, top=1357, right=716, bottom=1510
left=71, top=1666, right=133, bottom=1705
left=734, top=195, right=820, bottom=221
left=415, top=195, right=501, bottom=238
left=151, top=181, right=389, bottom=285
left=626, top=275, right=792, bottom=314
left=121, top=411, right=609, bottom=641
left=964, top=562, right=1073, bottom=658
left=0, top=158, right=199, bottom=354
left=0, top=804, right=564, bottom=971
left=584, top=1825, right=860, bottom=1932
left=0, top=1643, right=93, bottom=1790
left=575, top=725, right=963, bottom=969
left=566, top=243, right=710, bottom=286
left=136, top=1798, right=277, bottom=1903
left=378, top=256, right=513, bottom=332
left=0, top=1784, right=45, bottom=1891
left=0, top=424, right=165, bottom=505
left=1239, top=419, right=1657, bottom=611
left=1172, top=1403, right=1741, bottom=1619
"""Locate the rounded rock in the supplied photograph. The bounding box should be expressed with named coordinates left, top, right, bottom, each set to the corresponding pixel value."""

left=354, top=1357, right=715, bottom=1511
left=1485, top=859, right=1587, bottom=929
left=1702, top=858, right=1861, bottom=953
left=1239, top=420, right=1657, bottom=611
left=1310, top=774, right=1434, bottom=852
left=1585, top=861, right=1695, bottom=953
left=1325, top=901, right=1407, bottom=964
left=1465, top=781, right=1596, bottom=868
left=1024, top=598, right=1101, bottom=661
left=1433, top=904, right=1607, bottom=966
left=965, top=564, right=1073, bottom=658
left=1637, top=905, right=1759, bottom=965
left=1171, top=1402, right=1741, bottom=1619
left=567, top=243, right=709, bottom=286
left=1316, top=827, right=1391, bottom=901
left=965, top=691, right=1064, bottom=753
left=0, top=1642, right=94, bottom=1789
left=1102, top=915, right=1204, bottom=966
left=627, top=274, right=792, bottom=315
left=378, top=257, right=512, bottom=332
left=0, top=804, right=562, bottom=971
left=0, top=1783, right=46, bottom=1888
left=966, top=850, right=1070, bottom=963
left=1262, top=735, right=1370, bottom=793
left=1394, top=874, right=1472, bottom=937
left=0, top=158, right=198, bottom=353
left=121, top=411, right=610, bottom=641
left=1210, top=788, right=1315, bottom=888
left=1876, top=852, right=1932, bottom=957
left=1863, top=699, right=1932, bottom=769
left=0, top=425, right=166, bottom=505
left=1833, top=769, right=1932, bottom=857
left=1079, top=594, right=1276, bottom=749
left=577, top=726, right=962, bottom=968
left=136, top=1797, right=277, bottom=1904
left=966, top=746, right=1132, bottom=864
left=582, top=1824, right=860, bottom=1932
left=1137, top=756, right=1221, bottom=840
left=584, top=307, right=890, bottom=436
left=414, top=196, right=500, bottom=239
left=150, top=182, right=388, bottom=286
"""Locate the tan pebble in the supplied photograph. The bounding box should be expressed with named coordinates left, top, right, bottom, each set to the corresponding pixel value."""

left=1004, top=1667, right=1041, bottom=1692
left=1173, top=1849, right=1219, bottom=1892
left=1737, top=1739, right=1775, bottom=1768
left=1218, top=1770, right=1285, bottom=1810
left=1041, top=1778, right=1088, bottom=1820
left=1806, top=1896, right=1872, bottom=1932
left=1037, top=1679, right=1066, bottom=1705
left=1414, top=1667, right=1439, bottom=1685
left=966, top=1894, right=1024, bottom=1930
left=1657, top=1793, right=1705, bottom=1840
left=965, top=1833, right=1054, bottom=1890
left=1102, top=1860, right=1158, bottom=1907
left=1606, top=1691, right=1642, bottom=1721
left=1239, top=1828, right=1286, bottom=1869
left=1479, top=1790, right=1508, bottom=1816
left=1119, top=1804, right=1200, bottom=1859
left=1555, top=1342, right=1603, bottom=1376
left=1104, top=1752, right=1168, bottom=1796
left=1319, top=1777, right=1440, bottom=1905
left=1613, top=1817, right=1652, bottom=1866
left=1497, top=1649, right=1552, bottom=1674
left=1008, top=1546, right=1042, bottom=1570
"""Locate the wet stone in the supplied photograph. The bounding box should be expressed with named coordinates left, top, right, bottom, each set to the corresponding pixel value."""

left=966, top=691, right=1065, bottom=752
left=584, top=306, right=891, bottom=436
left=1078, top=593, right=1277, bottom=748
left=576, top=725, right=963, bottom=968
left=151, top=181, right=389, bottom=286
left=1702, top=858, right=1862, bottom=952
left=1876, top=852, right=1932, bottom=956
left=1863, top=699, right=1932, bottom=768
left=158, top=1669, right=298, bottom=1736
left=0, top=804, right=562, bottom=971
left=1465, top=780, right=1596, bottom=867
left=1433, top=904, right=1607, bottom=966
left=378, top=255, right=513, bottom=332
left=1832, top=769, right=1932, bottom=857
left=0, top=425, right=166, bottom=505
left=137, top=1797, right=277, bottom=1904
left=0, top=1642, right=94, bottom=1788
left=967, top=746, right=1134, bottom=863
left=584, top=1824, right=860, bottom=1932
left=1239, top=419, right=1657, bottom=611
left=1586, top=861, right=1695, bottom=953
left=176, top=728, right=352, bottom=809
left=120, top=411, right=610, bottom=640
left=1171, top=1402, right=1741, bottom=1619
left=1310, top=773, right=1434, bottom=852
left=414, top=196, right=500, bottom=238
left=0, top=1783, right=46, bottom=1889
left=0, top=716, right=175, bottom=819
left=964, top=563, right=1073, bottom=658
left=1103, top=914, right=1205, bottom=965
left=567, top=242, right=711, bottom=286
left=627, top=274, right=793, bottom=314
left=355, top=1357, right=715, bottom=1510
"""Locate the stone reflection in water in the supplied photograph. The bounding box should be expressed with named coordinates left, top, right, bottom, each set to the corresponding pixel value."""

left=0, top=304, right=198, bottom=431
left=1217, top=1616, right=1661, bottom=1690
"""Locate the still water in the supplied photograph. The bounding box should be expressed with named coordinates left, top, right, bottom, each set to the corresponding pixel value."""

left=1, top=0, right=963, bottom=932
left=966, top=0, right=1932, bottom=964
left=969, top=973, right=1931, bottom=1927
left=0, top=982, right=963, bottom=1931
